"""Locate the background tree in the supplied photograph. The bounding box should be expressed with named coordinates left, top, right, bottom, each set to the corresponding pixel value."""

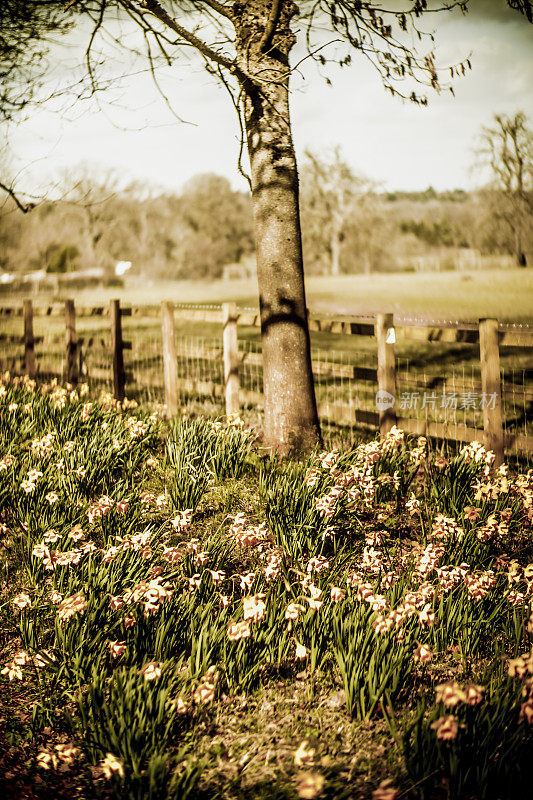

left=175, top=174, right=254, bottom=279
left=477, top=112, right=533, bottom=267
left=342, top=191, right=390, bottom=274
left=57, top=167, right=126, bottom=273
left=300, top=148, right=374, bottom=277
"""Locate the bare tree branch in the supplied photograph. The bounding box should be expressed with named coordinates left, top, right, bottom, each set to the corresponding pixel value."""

left=205, top=61, right=252, bottom=189
left=131, top=0, right=238, bottom=73
left=197, top=0, right=234, bottom=21
left=507, top=0, right=533, bottom=22
left=0, top=181, right=35, bottom=213
left=299, top=0, right=475, bottom=104
left=85, top=0, right=108, bottom=93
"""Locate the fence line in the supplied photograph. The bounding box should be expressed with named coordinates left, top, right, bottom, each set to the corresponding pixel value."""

left=1, top=299, right=532, bottom=462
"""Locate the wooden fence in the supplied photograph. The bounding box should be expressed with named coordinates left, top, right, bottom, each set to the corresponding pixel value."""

left=1, top=298, right=532, bottom=464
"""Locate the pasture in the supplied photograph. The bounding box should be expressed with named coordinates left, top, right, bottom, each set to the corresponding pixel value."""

left=0, top=376, right=533, bottom=799
left=47, top=268, right=533, bottom=323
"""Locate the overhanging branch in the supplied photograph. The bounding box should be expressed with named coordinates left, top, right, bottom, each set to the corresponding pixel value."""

left=0, top=182, right=35, bottom=213
left=134, top=0, right=237, bottom=73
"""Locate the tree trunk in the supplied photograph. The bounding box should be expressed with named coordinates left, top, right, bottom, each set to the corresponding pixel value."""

left=514, top=219, right=527, bottom=267
left=330, top=222, right=341, bottom=277
left=236, top=1, right=321, bottom=454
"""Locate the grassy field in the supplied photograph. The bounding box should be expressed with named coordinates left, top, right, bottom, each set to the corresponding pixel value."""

left=35, top=267, right=533, bottom=324
left=1, top=380, right=533, bottom=800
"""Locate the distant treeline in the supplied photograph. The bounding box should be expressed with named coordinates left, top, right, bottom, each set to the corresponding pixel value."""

left=1, top=158, right=531, bottom=280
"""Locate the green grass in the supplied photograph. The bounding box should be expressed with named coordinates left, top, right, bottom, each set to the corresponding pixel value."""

left=306, top=268, right=533, bottom=323
left=38, top=267, right=533, bottom=323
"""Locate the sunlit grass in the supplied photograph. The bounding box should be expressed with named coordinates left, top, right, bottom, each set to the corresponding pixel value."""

left=47, top=267, right=533, bottom=323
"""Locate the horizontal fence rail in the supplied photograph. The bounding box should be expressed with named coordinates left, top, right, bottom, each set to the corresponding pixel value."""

left=0, top=298, right=532, bottom=464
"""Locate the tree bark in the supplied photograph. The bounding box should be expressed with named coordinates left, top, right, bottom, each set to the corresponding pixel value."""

left=514, top=208, right=528, bottom=267
left=235, top=0, right=321, bottom=454
left=515, top=228, right=527, bottom=267
left=330, top=220, right=341, bottom=277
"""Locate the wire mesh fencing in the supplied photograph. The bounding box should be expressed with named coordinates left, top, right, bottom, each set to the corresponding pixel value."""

left=0, top=301, right=531, bottom=466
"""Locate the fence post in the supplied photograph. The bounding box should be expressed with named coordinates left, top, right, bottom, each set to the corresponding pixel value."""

left=161, top=301, right=178, bottom=418
left=376, top=312, right=397, bottom=436
left=479, top=318, right=504, bottom=466
left=23, top=299, right=35, bottom=379
left=65, top=298, right=78, bottom=386
left=223, top=302, right=240, bottom=416
left=110, top=299, right=125, bottom=402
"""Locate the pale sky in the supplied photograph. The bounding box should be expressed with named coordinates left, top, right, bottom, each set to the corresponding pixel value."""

left=6, top=1, right=533, bottom=196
